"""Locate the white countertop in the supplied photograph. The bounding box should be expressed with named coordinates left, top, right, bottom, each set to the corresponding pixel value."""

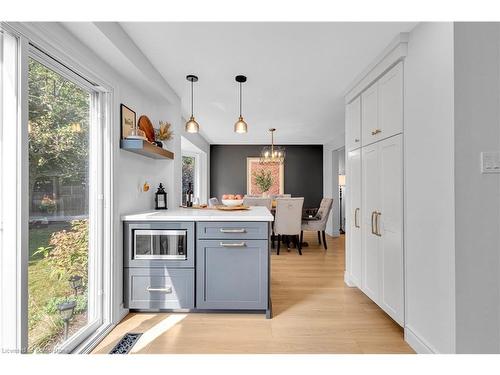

left=121, top=206, right=274, bottom=222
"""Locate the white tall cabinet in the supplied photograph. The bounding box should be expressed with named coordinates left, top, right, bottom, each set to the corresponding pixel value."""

left=345, top=60, right=404, bottom=327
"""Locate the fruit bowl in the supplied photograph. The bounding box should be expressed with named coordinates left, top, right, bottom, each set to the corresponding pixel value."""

left=221, top=199, right=244, bottom=207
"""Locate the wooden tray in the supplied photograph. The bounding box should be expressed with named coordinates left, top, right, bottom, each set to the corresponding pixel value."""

left=215, top=205, right=250, bottom=211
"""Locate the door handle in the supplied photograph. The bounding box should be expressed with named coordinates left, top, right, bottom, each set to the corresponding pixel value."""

left=219, top=242, right=246, bottom=247
left=354, top=208, right=360, bottom=228
left=147, top=286, right=173, bottom=293
left=375, top=212, right=382, bottom=237
left=371, top=129, right=382, bottom=136
left=371, top=211, right=377, bottom=235
left=220, top=228, right=246, bottom=233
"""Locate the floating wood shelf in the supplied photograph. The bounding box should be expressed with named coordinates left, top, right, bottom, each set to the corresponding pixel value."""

left=120, top=139, right=174, bottom=160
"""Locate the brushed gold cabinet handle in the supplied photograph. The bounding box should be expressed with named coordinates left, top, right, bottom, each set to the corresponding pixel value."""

left=375, top=212, right=382, bottom=237
left=354, top=208, right=360, bottom=228
left=371, top=211, right=377, bottom=235
left=371, top=129, right=382, bottom=136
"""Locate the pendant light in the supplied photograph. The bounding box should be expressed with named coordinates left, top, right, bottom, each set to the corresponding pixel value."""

left=185, top=74, right=200, bottom=133
left=260, top=128, right=285, bottom=164
left=234, top=75, right=248, bottom=133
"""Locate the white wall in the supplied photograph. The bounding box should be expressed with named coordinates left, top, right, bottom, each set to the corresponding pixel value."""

left=404, top=22, right=456, bottom=353
left=323, top=137, right=345, bottom=237
left=453, top=22, right=500, bottom=353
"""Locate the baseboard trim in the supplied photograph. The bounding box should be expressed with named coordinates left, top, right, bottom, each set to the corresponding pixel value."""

left=344, top=271, right=355, bottom=287
left=404, top=326, right=436, bottom=354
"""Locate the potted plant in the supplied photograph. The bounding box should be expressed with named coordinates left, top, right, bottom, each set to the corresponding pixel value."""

left=252, top=169, right=273, bottom=197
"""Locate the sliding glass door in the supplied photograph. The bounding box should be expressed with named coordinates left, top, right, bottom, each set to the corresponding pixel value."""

left=27, top=56, right=102, bottom=353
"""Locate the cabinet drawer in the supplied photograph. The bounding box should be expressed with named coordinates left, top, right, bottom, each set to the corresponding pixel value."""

left=196, top=239, right=268, bottom=310
left=197, top=221, right=268, bottom=240
left=124, top=268, right=194, bottom=309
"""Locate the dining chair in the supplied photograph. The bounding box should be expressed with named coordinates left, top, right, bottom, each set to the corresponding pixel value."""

left=301, top=198, right=333, bottom=250
left=208, top=197, right=219, bottom=207
left=273, top=197, right=304, bottom=255
left=270, top=194, right=291, bottom=199
left=243, top=196, right=272, bottom=210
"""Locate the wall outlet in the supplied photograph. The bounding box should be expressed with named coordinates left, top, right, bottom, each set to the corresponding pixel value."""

left=481, top=151, right=500, bottom=174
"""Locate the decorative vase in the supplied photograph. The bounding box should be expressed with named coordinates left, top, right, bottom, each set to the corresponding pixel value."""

left=262, top=191, right=269, bottom=198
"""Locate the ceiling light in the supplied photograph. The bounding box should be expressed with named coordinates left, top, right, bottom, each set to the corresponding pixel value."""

left=260, top=128, right=285, bottom=164
left=185, top=75, right=199, bottom=133
left=234, top=75, right=248, bottom=133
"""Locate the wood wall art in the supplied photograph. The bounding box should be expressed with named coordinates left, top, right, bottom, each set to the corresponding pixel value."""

left=138, top=115, right=155, bottom=143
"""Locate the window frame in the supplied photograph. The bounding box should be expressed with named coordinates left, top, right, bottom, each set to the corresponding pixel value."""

left=0, top=22, right=115, bottom=354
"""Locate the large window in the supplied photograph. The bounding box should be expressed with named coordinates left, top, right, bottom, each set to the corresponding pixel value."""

left=27, top=56, right=102, bottom=353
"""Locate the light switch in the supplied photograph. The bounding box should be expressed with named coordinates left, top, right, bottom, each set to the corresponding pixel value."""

left=481, top=151, right=500, bottom=174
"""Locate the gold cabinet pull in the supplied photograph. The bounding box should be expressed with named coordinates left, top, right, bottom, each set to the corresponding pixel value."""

left=371, top=211, right=377, bottom=235
left=354, top=208, right=360, bottom=228
left=375, top=212, right=382, bottom=237
left=371, top=129, right=382, bottom=135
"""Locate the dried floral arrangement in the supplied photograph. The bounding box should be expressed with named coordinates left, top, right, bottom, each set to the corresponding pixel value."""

left=155, top=121, right=174, bottom=141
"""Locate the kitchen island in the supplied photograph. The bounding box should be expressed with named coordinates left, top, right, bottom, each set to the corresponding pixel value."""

left=122, top=206, right=274, bottom=318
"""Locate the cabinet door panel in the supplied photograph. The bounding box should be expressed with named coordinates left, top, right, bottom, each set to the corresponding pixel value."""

left=347, top=148, right=362, bottom=286
left=378, top=135, right=404, bottom=325
left=361, top=143, right=380, bottom=301
left=361, top=82, right=378, bottom=147
left=346, top=96, right=361, bottom=151
left=196, top=239, right=268, bottom=310
left=378, top=62, right=403, bottom=140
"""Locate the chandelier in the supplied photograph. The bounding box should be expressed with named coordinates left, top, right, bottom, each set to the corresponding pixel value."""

left=260, top=128, right=285, bottom=164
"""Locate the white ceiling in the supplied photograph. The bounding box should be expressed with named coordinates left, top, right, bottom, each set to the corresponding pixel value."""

left=117, top=23, right=416, bottom=144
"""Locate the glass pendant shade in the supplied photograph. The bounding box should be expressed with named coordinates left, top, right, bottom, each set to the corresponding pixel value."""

left=185, top=115, right=199, bottom=133
left=185, top=75, right=199, bottom=133
left=234, top=116, right=248, bottom=133
left=260, top=128, right=285, bottom=164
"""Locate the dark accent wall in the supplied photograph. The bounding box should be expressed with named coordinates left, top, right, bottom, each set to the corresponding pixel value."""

left=210, top=145, right=323, bottom=208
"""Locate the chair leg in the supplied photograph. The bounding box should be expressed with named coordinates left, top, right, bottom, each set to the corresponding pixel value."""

left=296, top=234, right=302, bottom=255
left=300, top=230, right=303, bottom=246
left=317, top=231, right=322, bottom=245
left=322, top=230, right=327, bottom=250
left=277, top=234, right=280, bottom=255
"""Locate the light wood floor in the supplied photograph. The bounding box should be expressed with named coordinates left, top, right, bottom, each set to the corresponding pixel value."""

left=93, top=233, right=414, bottom=354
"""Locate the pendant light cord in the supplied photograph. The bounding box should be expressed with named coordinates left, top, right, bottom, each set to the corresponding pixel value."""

left=191, top=79, right=194, bottom=117
left=239, top=82, right=242, bottom=117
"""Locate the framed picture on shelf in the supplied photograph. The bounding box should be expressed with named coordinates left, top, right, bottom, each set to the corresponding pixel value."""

left=246, top=157, right=284, bottom=195
left=120, top=104, right=136, bottom=139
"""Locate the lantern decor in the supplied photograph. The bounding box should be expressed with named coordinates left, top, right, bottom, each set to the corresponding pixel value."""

left=57, top=300, right=76, bottom=340
left=155, top=183, right=168, bottom=210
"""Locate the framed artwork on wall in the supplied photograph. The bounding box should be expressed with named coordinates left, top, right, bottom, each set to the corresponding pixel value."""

left=120, top=104, right=136, bottom=139
left=246, top=157, right=284, bottom=195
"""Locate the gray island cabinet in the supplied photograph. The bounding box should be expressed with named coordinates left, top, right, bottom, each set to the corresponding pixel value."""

left=121, top=207, right=274, bottom=318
